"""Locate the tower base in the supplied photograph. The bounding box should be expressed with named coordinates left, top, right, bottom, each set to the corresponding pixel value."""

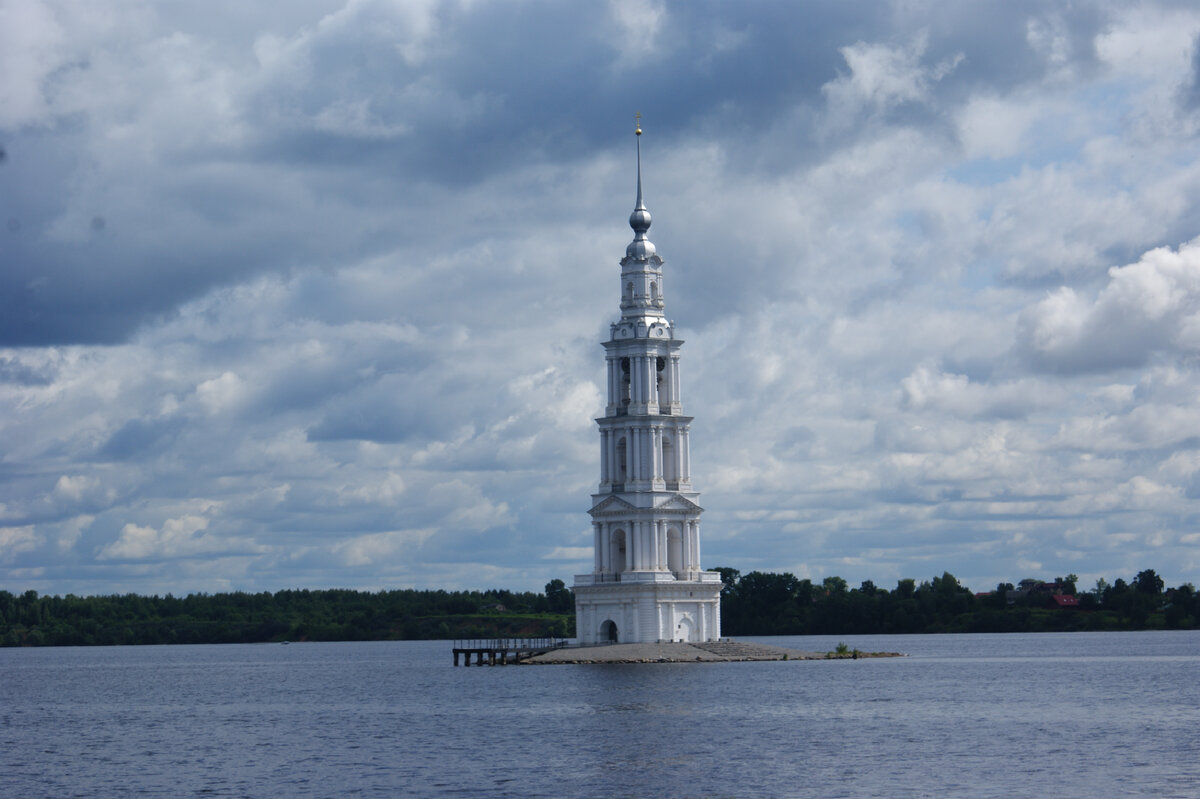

left=573, top=573, right=722, bottom=644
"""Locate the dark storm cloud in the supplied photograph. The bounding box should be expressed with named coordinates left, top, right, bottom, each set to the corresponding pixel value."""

left=0, top=0, right=1108, bottom=347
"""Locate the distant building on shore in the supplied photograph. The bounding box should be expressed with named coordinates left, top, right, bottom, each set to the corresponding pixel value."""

left=572, top=121, right=722, bottom=644
left=1006, top=578, right=1079, bottom=608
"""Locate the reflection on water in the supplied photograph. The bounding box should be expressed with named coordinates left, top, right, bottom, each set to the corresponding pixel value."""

left=1, top=631, right=1198, bottom=798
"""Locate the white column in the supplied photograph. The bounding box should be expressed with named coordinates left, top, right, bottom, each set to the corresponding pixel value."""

left=608, top=523, right=617, bottom=573
left=632, top=356, right=642, bottom=405
left=640, top=427, right=648, bottom=481
left=681, top=426, right=691, bottom=481
left=636, top=519, right=645, bottom=571
left=633, top=355, right=643, bottom=405
left=642, top=354, right=651, bottom=407
left=629, top=428, right=638, bottom=481
left=613, top=358, right=619, bottom=406
left=647, top=354, right=658, bottom=408
left=644, top=355, right=652, bottom=405
left=607, top=358, right=615, bottom=408
left=607, top=429, right=615, bottom=482
left=658, top=357, right=670, bottom=412
left=608, top=431, right=618, bottom=484
left=692, top=520, right=701, bottom=571
left=599, top=429, right=608, bottom=483
left=620, top=523, right=628, bottom=573
left=600, top=523, right=609, bottom=573
left=645, top=427, right=652, bottom=481
left=625, top=429, right=633, bottom=481
left=593, top=523, right=602, bottom=571
left=671, top=355, right=681, bottom=404
left=673, top=431, right=683, bottom=483
left=686, top=520, right=696, bottom=575
left=637, top=427, right=646, bottom=481
left=626, top=430, right=635, bottom=482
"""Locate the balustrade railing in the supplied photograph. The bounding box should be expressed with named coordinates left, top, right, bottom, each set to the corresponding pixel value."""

left=452, top=637, right=567, bottom=651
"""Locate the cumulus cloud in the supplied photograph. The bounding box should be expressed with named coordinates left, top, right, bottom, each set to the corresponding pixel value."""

left=52, top=475, right=97, bottom=503
left=331, top=527, right=435, bottom=568
left=608, top=0, right=666, bottom=62
left=1, top=526, right=39, bottom=563
left=900, top=366, right=1059, bottom=420
left=5, top=1, right=1200, bottom=596
left=1017, top=237, right=1200, bottom=373
left=98, top=513, right=260, bottom=561
left=821, top=32, right=963, bottom=132
left=0, top=0, right=67, bottom=128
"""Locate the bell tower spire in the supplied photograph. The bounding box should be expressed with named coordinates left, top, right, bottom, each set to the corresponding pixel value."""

left=619, top=116, right=667, bottom=327
left=572, top=118, right=723, bottom=645
left=634, top=112, right=647, bottom=223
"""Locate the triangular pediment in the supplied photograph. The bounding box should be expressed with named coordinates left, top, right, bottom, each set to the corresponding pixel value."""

left=589, top=495, right=638, bottom=516
left=656, top=494, right=704, bottom=513
left=589, top=493, right=705, bottom=517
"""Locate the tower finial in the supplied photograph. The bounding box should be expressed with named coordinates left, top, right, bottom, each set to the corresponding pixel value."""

left=627, top=114, right=654, bottom=257
left=634, top=113, right=645, bottom=213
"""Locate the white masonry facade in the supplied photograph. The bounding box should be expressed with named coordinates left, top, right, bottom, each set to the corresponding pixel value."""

left=573, top=126, right=722, bottom=644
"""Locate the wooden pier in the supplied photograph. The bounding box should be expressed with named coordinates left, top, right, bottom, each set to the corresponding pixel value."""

left=452, top=637, right=567, bottom=666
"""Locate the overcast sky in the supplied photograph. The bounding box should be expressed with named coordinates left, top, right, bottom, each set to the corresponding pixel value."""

left=5, top=0, right=1200, bottom=597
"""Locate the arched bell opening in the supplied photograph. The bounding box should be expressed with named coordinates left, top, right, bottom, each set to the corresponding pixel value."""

left=667, top=527, right=683, bottom=576
left=610, top=529, right=627, bottom=574
left=661, top=435, right=676, bottom=485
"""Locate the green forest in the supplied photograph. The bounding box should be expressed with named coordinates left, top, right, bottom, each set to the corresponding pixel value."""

left=0, top=580, right=575, bottom=647
left=712, top=567, right=1198, bottom=635
left=2, top=568, right=1196, bottom=647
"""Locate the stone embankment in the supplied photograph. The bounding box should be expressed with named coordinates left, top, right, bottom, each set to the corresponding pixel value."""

left=523, top=640, right=903, bottom=664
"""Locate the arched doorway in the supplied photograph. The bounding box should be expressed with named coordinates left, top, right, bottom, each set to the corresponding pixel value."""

left=599, top=620, right=619, bottom=642
left=675, top=616, right=694, bottom=642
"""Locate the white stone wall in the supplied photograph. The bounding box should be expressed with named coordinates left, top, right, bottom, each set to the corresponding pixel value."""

left=575, top=580, right=722, bottom=644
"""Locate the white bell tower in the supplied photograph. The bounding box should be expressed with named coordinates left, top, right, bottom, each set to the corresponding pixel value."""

left=573, top=118, right=722, bottom=644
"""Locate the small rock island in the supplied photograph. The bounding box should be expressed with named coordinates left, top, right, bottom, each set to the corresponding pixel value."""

left=524, top=641, right=904, bottom=665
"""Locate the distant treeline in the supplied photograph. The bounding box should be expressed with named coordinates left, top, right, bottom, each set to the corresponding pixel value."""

left=0, top=580, right=575, bottom=647
left=713, top=567, right=1199, bottom=635
left=3, top=569, right=1196, bottom=647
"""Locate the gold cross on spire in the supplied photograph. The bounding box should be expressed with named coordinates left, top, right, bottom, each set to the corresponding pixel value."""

left=635, top=112, right=642, bottom=136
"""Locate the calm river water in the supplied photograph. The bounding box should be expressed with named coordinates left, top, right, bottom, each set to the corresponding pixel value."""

left=1, top=631, right=1197, bottom=798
